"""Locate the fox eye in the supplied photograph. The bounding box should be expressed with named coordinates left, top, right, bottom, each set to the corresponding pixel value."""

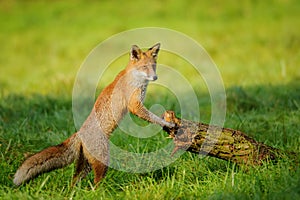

left=142, top=65, right=147, bottom=69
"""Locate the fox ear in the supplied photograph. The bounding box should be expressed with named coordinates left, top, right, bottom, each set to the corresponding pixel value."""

left=148, top=43, right=160, bottom=59
left=130, top=45, right=142, bottom=61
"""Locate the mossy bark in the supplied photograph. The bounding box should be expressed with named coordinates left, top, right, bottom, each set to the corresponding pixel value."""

left=162, top=111, right=284, bottom=165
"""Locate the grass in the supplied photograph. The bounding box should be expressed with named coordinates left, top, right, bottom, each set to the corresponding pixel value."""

left=0, top=0, right=300, bottom=199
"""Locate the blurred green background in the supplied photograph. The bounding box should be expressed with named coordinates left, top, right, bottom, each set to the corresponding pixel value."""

left=1, top=0, right=299, bottom=94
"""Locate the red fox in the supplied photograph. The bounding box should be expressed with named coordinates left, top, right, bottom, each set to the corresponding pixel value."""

left=13, top=43, right=174, bottom=186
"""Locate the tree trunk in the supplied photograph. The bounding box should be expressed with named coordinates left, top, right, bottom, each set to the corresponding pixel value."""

left=162, top=111, right=285, bottom=166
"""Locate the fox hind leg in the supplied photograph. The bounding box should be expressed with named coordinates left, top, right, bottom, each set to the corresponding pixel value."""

left=91, top=159, right=108, bottom=185
left=81, top=144, right=108, bottom=186
left=72, top=146, right=91, bottom=186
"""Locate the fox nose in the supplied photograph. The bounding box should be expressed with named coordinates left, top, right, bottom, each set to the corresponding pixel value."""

left=152, top=75, right=158, bottom=81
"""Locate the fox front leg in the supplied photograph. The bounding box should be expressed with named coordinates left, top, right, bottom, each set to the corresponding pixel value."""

left=128, top=96, right=174, bottom=128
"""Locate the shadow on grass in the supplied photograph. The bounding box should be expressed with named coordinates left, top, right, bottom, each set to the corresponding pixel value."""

left=227, top=80, right=300, bottom=113
left=0, top=93, right=76, bottom=162
left=225, top=80, right=300, bottom=150
left=0, top=80, right=299, bottom=151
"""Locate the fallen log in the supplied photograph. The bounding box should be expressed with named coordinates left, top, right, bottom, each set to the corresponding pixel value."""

left=162, top=111, right=286, bottom=165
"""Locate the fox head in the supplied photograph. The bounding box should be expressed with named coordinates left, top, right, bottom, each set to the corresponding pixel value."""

left=127, top=43, right=160, bottom=82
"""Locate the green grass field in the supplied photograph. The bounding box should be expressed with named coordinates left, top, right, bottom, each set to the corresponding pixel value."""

left=1, top=0, right=300, bottom=199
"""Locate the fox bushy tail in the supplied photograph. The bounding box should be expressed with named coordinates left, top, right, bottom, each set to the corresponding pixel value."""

left=13, top=133, right=80, bottom=186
